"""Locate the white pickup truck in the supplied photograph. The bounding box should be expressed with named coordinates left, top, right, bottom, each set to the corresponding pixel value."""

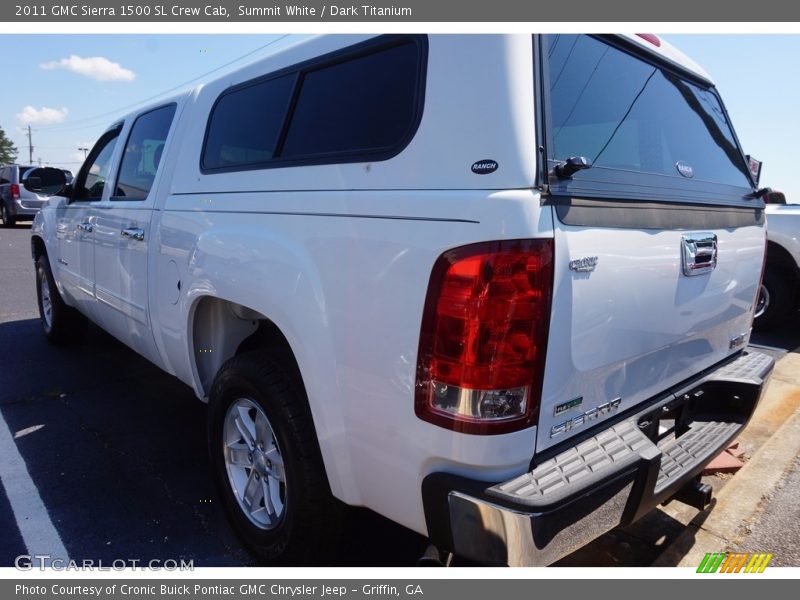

left=755, top=191, right=800, bottom=328
left=31, top=34, right=774, bottom=566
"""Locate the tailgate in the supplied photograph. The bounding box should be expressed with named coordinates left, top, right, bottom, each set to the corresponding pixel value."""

left=535, top=34, right=765, bottom=452
left=537, top=213, right=764, bottom=452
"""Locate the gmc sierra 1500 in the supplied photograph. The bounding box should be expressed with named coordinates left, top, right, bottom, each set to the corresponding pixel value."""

left=31, top=34, right=773, bottom=566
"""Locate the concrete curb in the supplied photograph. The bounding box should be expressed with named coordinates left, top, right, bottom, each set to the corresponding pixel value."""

left=653, top=406, right=800, bottom=567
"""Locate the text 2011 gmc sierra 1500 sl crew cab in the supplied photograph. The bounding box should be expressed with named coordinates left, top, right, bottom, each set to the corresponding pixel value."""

left=31, top=34, right=774, bottom=566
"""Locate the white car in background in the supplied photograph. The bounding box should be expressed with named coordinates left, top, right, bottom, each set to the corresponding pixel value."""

left=756, top=191, right=800, bottom=328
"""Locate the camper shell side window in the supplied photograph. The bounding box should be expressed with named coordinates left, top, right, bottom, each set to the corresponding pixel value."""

left=201, top=34, right=428, bottom=174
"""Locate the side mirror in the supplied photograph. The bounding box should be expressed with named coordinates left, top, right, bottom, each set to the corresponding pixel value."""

left=764, top=190, right=786, bottom=205
left=26, top=177, right=43, bottom=192
left=21, top=167, right=68, bottom=196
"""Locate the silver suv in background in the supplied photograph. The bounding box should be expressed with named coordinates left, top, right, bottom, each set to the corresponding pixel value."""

left=0, top=164, right=72, bottom=227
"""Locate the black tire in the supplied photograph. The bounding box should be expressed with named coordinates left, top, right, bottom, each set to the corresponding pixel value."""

left=754, top=265, right=794, bottom=330
left=0, top=203, right=15, bottom=228
left=208, top=350, right=342, bottom=565
left=35, top=255, right=88, bottom=344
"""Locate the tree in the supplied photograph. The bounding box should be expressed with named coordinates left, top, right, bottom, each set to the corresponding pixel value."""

left=0, top=126, right=18, bottom=164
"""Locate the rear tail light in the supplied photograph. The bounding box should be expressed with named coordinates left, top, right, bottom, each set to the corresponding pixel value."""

left=415, top=239, right=554, bottom=434
left=10, top=184, right=20, bottom=200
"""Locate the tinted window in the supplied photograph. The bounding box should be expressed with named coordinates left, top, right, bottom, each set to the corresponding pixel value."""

left=281, top=41, right=419, bottom=158
left=201, top=36, right=425, bottom=172
left=203, top=74, right=295, bottom=170
left=0, top=168, right=8, bottom=184
left=114, top=104, right=176, bottom=200
left=74, top=134, right=119, bottom=201
left=546, top=35, right=751, bottom=187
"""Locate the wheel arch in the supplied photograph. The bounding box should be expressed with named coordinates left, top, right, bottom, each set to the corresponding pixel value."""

left=187, top=294, right=356, bottom=504
left=189, top=296, right=314, bottom=406
left=31, top=234, right=47, bottom=262
left=767, top=240, right=800, bottom=283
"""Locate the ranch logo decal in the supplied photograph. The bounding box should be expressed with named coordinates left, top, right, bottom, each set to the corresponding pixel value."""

left=676, top=161, right=694, bottom=178
left=697, top=552, right=773, bottom=573
left=471, top=160, right=499, bottom=175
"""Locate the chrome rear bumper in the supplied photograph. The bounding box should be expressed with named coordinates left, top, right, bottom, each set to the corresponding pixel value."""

left=422, top=350, right=774, bottom=566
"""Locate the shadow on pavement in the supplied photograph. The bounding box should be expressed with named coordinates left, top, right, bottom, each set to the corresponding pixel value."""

left=7, top=307, right=794, bottom=568
left=0, top=317, right=426, bottom=566
left=751, top=309, right=800, bottom=355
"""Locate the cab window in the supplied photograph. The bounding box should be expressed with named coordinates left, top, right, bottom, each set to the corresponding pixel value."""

left=113, top=104, right=176, bottom=200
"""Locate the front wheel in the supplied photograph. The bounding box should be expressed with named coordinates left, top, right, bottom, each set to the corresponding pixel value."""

left=208, top=350, right=341, bottom=564
left=35, top=255, right=88, bottom=344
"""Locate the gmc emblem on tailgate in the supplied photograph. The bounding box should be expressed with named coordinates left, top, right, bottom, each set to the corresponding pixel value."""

left=681, top=233, right=718, bottom=277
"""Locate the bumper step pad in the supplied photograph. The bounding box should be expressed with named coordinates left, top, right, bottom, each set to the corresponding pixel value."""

left=655, top=420, right=740, bottom=492
left=491, top=421, right=651, bottom=507
left=488, top=351, right=773, bottom=510
left=707, top=350, right=774, bottom=384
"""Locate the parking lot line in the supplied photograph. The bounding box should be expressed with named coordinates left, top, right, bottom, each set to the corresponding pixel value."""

left=0, top=408, right=69, bottom=563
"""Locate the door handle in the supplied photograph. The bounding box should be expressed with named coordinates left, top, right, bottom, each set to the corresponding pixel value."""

left=681, top=232, right=718, bottom=277
left=121, top=227, right=145, bottom=242
left=76, top=221, right=93, bottom=233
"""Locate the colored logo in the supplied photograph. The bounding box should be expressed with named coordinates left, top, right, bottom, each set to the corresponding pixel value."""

left=697, top=552, right=773, bottom=573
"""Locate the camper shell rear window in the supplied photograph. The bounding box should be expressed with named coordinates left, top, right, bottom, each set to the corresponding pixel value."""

left=542, top=35, right=754, bottom=204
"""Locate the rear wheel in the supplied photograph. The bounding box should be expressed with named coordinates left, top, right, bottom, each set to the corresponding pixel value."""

left=35, top=255, right=88, bottom=344
left=0, top=204, right=15, bottom=228
left=208, top=350, right=341, bottom=564
left=754, top=265, right=793, bottom=330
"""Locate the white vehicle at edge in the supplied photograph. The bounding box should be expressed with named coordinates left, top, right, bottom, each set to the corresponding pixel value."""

left=31, top=34, right=774, bottom=566
left=756, top=191, right=800, bottom=327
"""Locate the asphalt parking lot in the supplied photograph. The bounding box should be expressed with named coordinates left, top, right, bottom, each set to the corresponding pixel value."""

left=1, top=222, right=798, bottom=568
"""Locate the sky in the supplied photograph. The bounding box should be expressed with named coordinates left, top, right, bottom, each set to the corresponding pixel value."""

left=0, top=33, right=798, bottom=201
left=0, top=34, right=308, bottom=170
left=665, top=34, right=800, bottom=202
